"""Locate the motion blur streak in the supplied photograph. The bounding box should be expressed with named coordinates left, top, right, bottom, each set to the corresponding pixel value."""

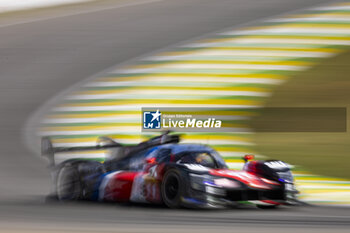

left=0, top=0, right=348, bottom=232
left=36, top=1, right=350, bottom=206
left=0, top=0, right=93, bottom=13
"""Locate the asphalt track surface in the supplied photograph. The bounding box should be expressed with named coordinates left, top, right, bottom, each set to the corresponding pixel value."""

left=0, top=0, right=349, bottom=231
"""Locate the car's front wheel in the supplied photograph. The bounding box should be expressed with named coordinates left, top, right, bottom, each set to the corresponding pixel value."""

left=56, top=164, right=82, bottom=201
left=161, top=169, right=183, bottom=208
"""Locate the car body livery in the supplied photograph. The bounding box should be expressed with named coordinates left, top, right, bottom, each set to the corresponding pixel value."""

left=42, top=132, right=299, bottom=208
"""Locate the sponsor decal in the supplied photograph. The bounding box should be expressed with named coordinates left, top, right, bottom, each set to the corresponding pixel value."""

left=163, top=117, right=221, bottom=128
left=142, top=108, right=222, bottom=132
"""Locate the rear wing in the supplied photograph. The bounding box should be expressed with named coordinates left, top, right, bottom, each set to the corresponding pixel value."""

left=41, top=131, right=180, bottom=166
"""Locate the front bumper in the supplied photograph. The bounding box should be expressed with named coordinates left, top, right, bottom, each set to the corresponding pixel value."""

left=182, top=182, right=299, bottom=208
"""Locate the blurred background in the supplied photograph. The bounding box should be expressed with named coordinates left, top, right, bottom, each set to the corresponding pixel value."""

left=0, top=0, right=349, bottom=232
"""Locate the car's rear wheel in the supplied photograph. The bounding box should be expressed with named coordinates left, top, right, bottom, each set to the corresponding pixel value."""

left=161, top=169, right=183, bottom=208
left=56, top=164, right=82, bottom=201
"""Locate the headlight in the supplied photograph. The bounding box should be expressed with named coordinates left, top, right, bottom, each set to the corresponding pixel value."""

left=189, top=174, right=239, bottom=196
left=213, top=178, right=241, bottom=188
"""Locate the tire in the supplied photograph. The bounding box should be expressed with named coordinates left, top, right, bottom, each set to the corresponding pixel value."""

left=161, top=169, right=184, bottom=208
left=56, top=164, right=83, bottom=201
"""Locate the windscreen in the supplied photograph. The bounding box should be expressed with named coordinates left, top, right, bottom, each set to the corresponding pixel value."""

left=178, top=151, right=227, bottom=169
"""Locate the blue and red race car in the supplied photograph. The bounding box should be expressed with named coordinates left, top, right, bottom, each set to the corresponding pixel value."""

left=42, top=132, right=299, bottom=208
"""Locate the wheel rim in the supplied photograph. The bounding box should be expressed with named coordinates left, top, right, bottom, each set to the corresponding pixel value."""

left=165, top=175, right=179, bottom=200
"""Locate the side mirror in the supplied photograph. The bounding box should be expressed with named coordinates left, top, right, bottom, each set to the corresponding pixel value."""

left=243, top=154, right=254, bottom=163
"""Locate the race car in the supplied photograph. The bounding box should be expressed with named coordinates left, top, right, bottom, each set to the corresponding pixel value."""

left=42, top=132, right=299, bottom=208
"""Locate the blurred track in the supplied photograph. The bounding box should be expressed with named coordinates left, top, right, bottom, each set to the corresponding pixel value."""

left=0, top=0, right=347, bottom=231
left=0, top=201, right=350, bottom=232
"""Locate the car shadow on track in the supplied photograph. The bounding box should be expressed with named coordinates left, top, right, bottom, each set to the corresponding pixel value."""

left=43, top=194, right=299, bottom=212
